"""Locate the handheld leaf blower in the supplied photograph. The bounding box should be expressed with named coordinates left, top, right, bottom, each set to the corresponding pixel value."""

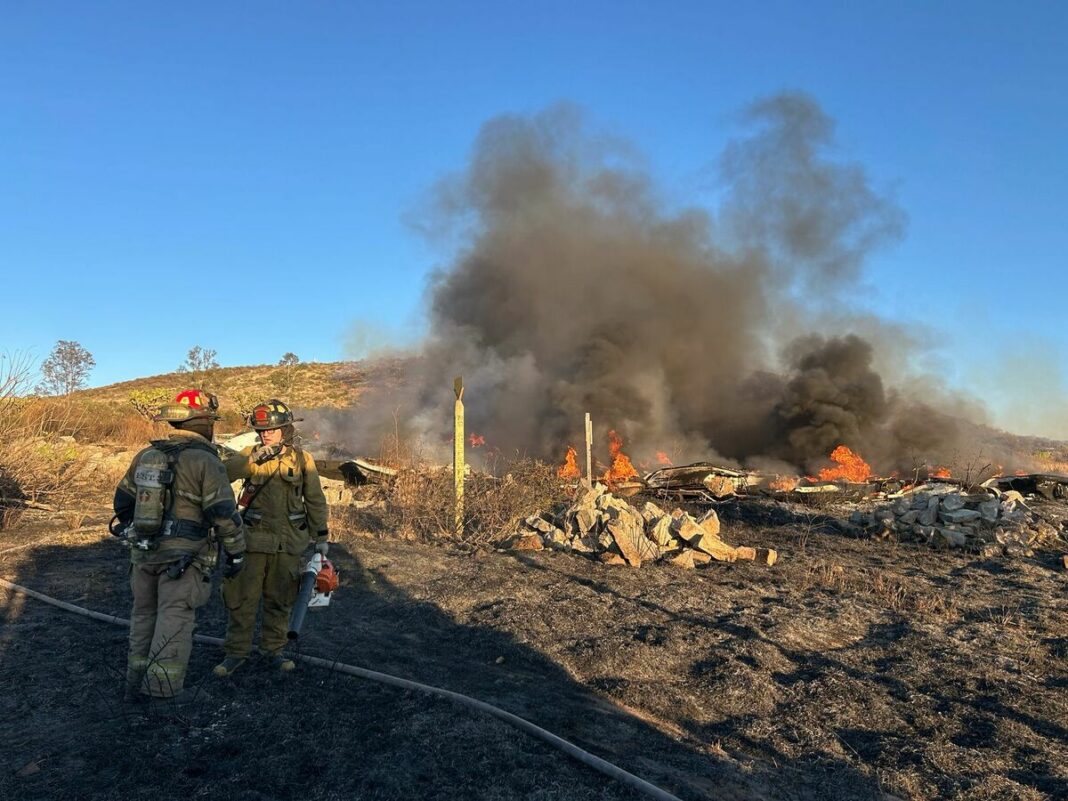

left=287, top=552, right=340, bottom=640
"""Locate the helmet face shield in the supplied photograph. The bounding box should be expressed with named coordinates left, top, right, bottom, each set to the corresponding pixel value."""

left=249, top=399, right=301, bottom=431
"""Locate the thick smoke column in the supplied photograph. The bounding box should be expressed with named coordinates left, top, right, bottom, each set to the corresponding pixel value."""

left=337, top=94, right=963, bottom=473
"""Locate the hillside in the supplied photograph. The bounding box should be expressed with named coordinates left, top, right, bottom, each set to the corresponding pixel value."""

left=76, top=360, right=368, bottom=412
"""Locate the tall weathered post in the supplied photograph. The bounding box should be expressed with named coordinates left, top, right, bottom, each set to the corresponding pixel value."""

left=453, top=376, right=465, bottom=538
left=584, top=412, right=593, bottom=488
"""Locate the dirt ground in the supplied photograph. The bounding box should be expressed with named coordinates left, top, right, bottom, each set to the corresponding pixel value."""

left=1, top=498, right=1066, bottom=801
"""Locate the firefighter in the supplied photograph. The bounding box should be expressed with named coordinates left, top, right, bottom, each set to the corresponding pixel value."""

left=213, top=399, right=328, bottom=676
left=112, top=389, right=247, bottom=705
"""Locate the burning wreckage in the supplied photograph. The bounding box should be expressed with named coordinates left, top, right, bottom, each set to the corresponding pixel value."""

left=314, top=434, right=1068, bottom=570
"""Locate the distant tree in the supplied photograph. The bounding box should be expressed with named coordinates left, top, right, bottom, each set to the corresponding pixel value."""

left=275, top=352, right=300, bottom=397
left=37, top=340, right=95, bottom=396
left=178, top=346, right=220, bottom=388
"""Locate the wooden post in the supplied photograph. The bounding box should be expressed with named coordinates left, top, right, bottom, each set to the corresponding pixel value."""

left=584, top=412, right=593, bottom=488
left=453, top=376, right=465, bottom=538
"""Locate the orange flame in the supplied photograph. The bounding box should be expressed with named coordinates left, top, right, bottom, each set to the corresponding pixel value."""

left=468, top=433, right=485, bottom=448
left=656, top=451, right=672, bottom=465
left=769, top=475, right=799, bottom=491
left=817, top=445, right=871, bottom=483
left=602, top=430, right=639, bottom=485
left=557, top=446, right=581, bottom=479
left=931, top=466, right=951, bottom=478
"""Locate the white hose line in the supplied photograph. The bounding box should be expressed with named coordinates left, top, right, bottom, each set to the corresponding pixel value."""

left=0, top=577, right=685, bottom=801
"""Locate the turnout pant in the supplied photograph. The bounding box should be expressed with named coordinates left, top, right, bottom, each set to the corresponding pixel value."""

left=221, top=551, right=301, bottom=658
left=127, top=562, right=212, bottom=698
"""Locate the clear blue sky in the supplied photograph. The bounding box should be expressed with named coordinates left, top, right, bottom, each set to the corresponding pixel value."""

left=2, top=2, right=1066, bottom=430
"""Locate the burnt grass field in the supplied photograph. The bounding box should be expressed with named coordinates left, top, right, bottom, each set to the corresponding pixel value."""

left=1, top=499, right=1066, bottom=801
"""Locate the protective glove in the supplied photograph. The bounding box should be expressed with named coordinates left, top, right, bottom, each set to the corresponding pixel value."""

left=315, top=541, right=329, bottom=557
left=223, top=551, right=246, bottom=579
left=253, top=443, right=283, bottom=464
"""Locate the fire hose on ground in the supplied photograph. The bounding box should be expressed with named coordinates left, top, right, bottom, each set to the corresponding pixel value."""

left=0, top=576, right=685, bottom=801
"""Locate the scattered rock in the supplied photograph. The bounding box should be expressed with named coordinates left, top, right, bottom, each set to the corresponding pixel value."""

left=940, top=508, right=981, bottom=524
left=978, top=500, right=1000, bottom=523
left=667, top=550, right=695, bottom=569
left=544, top=527, right=570, bottom=549
left=919, top=496, right=940, bottom=526
left=648, top=515, right=676, bottom=548
left=572, top=507, right=602, bottom=535
left=524, top=515, right=554, bottom=534
left=606, top=518, right=652, bottom=567
left=598, top=552, right=627, bottom=566
left=570, top=535, right=596, bottom=554
left=933, top=528, right=967, bottom=549
left=940, top=493, right=965, bottom=512
left=697, top=509, right=721, bottom=538
left=507, top=533, right=545, bottom=551
left=757, top=548, right=778, bottom=566
left=672, top=512, right=737, bottom=562
left=640, top=501, right=666, bottom=524
left=1004, top=542, right=1034, bottom=558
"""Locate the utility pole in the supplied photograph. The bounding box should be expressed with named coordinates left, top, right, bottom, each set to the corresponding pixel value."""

left=453, top=376, right=465, bottom=538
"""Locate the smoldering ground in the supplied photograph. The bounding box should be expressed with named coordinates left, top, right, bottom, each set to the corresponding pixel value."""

left=314, top=93, right=990, bottom=475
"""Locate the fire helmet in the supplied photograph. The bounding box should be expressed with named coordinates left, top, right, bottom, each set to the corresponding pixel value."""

left=249, top=399, right=302, bottom=431
left=153, top=389, right=221, bottom=423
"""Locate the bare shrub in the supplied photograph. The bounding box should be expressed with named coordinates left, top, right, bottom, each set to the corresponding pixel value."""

left=0, top=504, right=24, bottom=530
left=0, top=437, right=82, bottom=504
left=382, top=457, right=569, bottom=547
left=63, top=510, right=87, bottom=530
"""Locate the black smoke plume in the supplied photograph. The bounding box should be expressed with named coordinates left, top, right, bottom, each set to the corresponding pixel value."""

left=324, top=94, right=976, bottom=474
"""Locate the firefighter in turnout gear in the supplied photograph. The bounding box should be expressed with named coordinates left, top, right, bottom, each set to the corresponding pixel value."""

left=214, top=399, right=329, bottom=676
left=112, top=389, right=247, bottom=705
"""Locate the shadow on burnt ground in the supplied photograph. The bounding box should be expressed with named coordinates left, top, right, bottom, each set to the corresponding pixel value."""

left=713, top=496, right=856, bottom=536
left=502, top=531, right=1068, bottom=801
left=0, top=532, right=890, bottom=801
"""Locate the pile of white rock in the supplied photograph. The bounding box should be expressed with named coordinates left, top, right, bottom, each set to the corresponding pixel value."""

left=505, top=482, right=776, bottom=568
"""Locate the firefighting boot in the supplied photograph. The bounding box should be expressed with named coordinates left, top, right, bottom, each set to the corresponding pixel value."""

left=212, top=656, right=247, bottom=678
left=268, top=653, right=296, bottom=673
left=123, top=685, right=147, bottom=704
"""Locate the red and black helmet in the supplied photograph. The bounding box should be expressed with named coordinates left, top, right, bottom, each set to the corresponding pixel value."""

left=249, top=399, right=302, bottom=431
left=153, top=389, right=221, bottom=423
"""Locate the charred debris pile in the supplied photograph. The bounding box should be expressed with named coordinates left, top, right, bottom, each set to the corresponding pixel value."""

left=316, top=446, right=1068, bottom=568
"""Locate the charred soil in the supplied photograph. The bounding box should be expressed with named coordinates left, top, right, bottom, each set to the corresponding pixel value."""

left=1, top=503, right=1066, bottom=801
